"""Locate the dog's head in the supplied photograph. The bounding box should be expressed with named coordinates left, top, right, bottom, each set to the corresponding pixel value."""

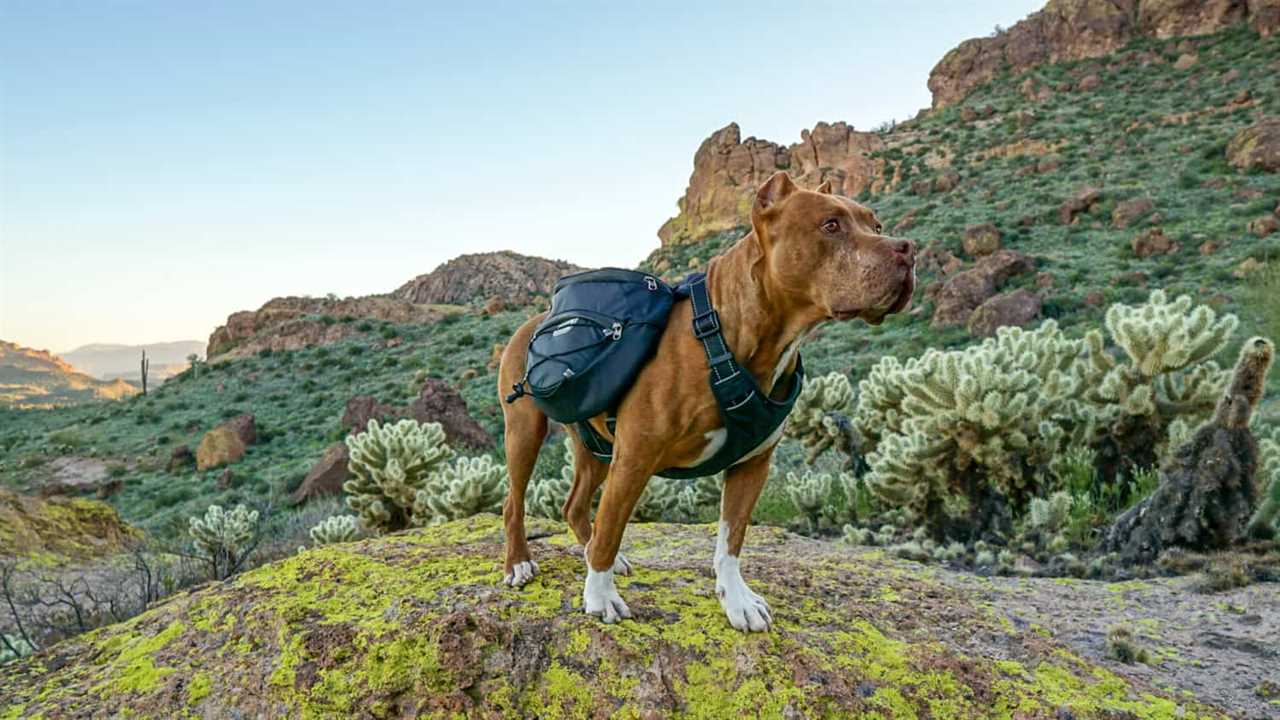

left=748, top=171, right=915, bottom=326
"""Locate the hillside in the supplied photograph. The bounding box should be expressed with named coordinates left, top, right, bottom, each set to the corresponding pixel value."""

left=0, top=515, right=1234, bottom=719
left=60, top=341, right=204, bottom=384
left=0, top=341, right=139, bottom=409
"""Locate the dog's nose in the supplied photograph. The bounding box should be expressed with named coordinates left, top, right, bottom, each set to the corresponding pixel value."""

left=888, top=238, right=915, bottom=264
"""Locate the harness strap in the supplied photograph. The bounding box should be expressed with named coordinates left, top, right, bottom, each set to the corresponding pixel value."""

left=687, top=274, right=738, bottom=387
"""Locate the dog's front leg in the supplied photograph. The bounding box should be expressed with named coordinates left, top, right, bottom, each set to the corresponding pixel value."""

left=581, top=458, right=652, bottom=623
left=716, top=452, right=774, bottom=632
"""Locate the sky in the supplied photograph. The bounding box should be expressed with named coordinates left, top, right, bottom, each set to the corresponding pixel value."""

left=0, top=0, right=1043, bottom=353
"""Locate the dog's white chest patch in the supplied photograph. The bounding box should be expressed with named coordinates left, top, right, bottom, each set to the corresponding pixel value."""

left=679, top=427, right=727, bottom=468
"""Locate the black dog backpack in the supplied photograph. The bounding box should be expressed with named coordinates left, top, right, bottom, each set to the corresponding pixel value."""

left=507, top=268, right=675, bottom=423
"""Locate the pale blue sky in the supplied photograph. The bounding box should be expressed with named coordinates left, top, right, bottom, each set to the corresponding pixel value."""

left=0, top=0, right=1042, bottom=352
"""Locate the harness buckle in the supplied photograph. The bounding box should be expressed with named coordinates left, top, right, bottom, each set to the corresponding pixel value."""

left=692, top=309, right=721, bottom=339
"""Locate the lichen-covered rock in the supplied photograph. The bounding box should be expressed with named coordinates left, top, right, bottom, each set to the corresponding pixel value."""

left=0, top=516, right=1227, bottom=719
left=961, top=222, right=1002, bottom=257
left=0, top=489, right=138, bottom=563
left=195, top=414, right=256, bottom=471
left=1226, top=117, right=1280, bottom=173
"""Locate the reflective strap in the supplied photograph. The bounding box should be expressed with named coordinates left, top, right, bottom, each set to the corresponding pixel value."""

left=687, top=276, right=736, bottom=383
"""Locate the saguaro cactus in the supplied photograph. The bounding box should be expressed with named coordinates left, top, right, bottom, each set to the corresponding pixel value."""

left=140, top=349, right=150, bottom=395
left=1103, top=337, right=1274, bottom=564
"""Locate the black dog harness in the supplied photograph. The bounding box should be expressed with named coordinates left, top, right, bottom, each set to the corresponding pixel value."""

left=577, top=272, right=804, bottom=479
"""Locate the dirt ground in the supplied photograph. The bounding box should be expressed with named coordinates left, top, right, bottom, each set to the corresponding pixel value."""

left=929, top=562, right=1280, bottom=719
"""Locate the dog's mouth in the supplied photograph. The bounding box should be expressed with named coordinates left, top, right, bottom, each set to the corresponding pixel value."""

left=830, top=269, right=916, bottom=326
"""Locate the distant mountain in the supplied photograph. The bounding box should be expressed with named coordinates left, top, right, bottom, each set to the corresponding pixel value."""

left=0, top=341, right=139, bottom=409
left=60, top=340, right=204, bottom=383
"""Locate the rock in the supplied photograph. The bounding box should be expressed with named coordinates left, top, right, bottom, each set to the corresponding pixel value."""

left=960, top=106, right=978, bottom=122
left=917, top=241, right=963, bottom=277
left=1234, top=258, right=1266, bottom=279
left=1035, top=272, right=1056, bottom=289
left=1248, top=215, right=1279, bottom=237
left=926, top=0, right=1276, bottom=108
left=407, top=380, right=494, bottom=450
left=37, top=457, right=112, bottom=497
left=487, top=343, right=505, bottom=371
left=1172, top=52, right=1198, bottom=70
left=657, top=122, right=886, bottom=245
left=0, top=515, right=1218, bottom=719
left=932, top=171, right=961, bottom=193
left=1085, top=291, right=1107, bottom=307
left=342, top=395, right=401, bottom=435
left=1059, top=186, right=1102, bottom=225
left=1226, top=117, right=1280, bottom=173
left=1111, top=197, right=1155, bottom=228
left=966, top=289, right=1043, bottom=337
left=0, top=488, right=137, bottom=562
left=196, top=415, right=256, bottom=471
left=1130, top=228, right=1180, bottom=258
left=481, top=297, right=506, bottom=316
left=962, top=223, right=1002, bottom=257
left=288, top=442, right=351, bottom=506
left=1199, top=239, right=1225, bottom=256
left=216, top=468, right=238, bottom=490
left=167, top=445, right=194, bottom=473
left=394, top=251, right=579, bottom=307
left=1077, top=73, right=1101, bottom=91
left=931, top=250, right=1035, bottom=329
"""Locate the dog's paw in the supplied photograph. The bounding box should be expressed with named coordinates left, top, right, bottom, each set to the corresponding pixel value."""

left=503, top=560, right=539, bottom=588
left=611, top=552, right=634, bottom=576
left=716, top=557, right=772, bottom=632
left=583, top=568, right=632, bottom=624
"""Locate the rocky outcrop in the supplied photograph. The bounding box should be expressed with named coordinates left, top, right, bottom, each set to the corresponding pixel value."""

left=0, top=515, right=1224, bottom=718
left=207, top=296, right=449, bottom=360
left=0, top=341, right=139, bottom=409
left=393, top=251, right=578, bottom=307
left=0, top=489, right=137, bottom=562
left=1058, top=186, right=1103, bottom=225
left=1226, top=117, right=1280, bottom=173
left=928, top=0, right=1280, bottom=108
left=961, top=223, right=1002, bottom=257
left=1131, top=227, right=1181, bottom=257
left=657, top=122, right=887, bottom=245
left=195, top=414, right=257, bottom=471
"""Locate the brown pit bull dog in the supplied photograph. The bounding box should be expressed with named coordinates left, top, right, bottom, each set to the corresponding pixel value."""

left=497, top=171, right=915, bottom=631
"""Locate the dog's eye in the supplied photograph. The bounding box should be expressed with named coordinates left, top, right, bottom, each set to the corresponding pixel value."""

left=821, top=218, right=841, bottom=234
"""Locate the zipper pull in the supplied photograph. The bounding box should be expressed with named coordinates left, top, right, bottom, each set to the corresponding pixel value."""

left=610, top=322, right=623, bottom=340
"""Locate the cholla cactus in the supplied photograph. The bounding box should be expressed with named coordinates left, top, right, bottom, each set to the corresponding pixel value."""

left=785, top=470, right=834, bottom=533
left=633, top=474, right=720, bottom=523
left=1247, top=427, right=1280, bottom=538
left=529, top=437, right=575, bottom=520
left=856, top=322, right=1085, bottom=533
left=309, top=514, right=360, bottom=546
left=1080, top=290, right=1237, bottom=481
left=189, top=504, right=260, bottom=579
left=413, top=455, right=508, bottom=524
left=786, top=372, right=858, bottom=465
left=344, top=419, right=454, bottom=533
left=1027, top=491, right=1073, bottom=532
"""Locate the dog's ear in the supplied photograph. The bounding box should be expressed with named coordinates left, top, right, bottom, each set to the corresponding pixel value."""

left=815, top=179, right=833, bottom=195
left=754, top=172, right=797, bottom=212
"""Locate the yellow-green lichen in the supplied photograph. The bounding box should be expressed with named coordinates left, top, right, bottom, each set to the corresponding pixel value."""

left=186, top=672, right=211, bottom=705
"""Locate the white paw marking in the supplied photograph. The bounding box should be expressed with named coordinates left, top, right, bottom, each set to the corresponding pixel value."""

left=503, top=560, right=538, bottom=588
left=716, top=555, right=771, bottom=632
left=582, top=566, right=631, bottom=624
left=714, top=522, right=770, bottom=632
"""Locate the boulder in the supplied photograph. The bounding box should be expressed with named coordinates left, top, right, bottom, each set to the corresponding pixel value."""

left=931, top=250, right=1035, bottom=329
left=1131, top=228, right=1180, bottom=258
left=481, top=296, right=506, bottom=316
left=1077, top=73, right=1101, bottom=91
left=0, top=515, right=1221, bottom=719
left=288, top=442, right=351, bottom=506
left=407, top=380, right=495, bottom=450
left=1226, top=117, right=1280, bottom=173
left=167, top=444, right=194, bottom=473
left=1234, top=258, right=1266, bottom=279
left=967, top=290, right=1044, bottom=337
left=1172, top=52, right=1198, bottom=70
left=1059, top=186, right=1102, bottom=225
left=961, top=223, right=1002, bottom=257
left=196, top=415, right=256, bottom=471
left=37, top=457, right=112, bottom=497
left=916, top=241, right=963, bottom=277
left=1111, top=197, right=1155, bottom=228
left=342, top=395, right=401, bottom=435
left=1248, top=215, right=1278, bottom=237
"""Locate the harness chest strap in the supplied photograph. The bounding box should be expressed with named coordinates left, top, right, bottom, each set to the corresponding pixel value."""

left=577, top=272, right=804, bottom=479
